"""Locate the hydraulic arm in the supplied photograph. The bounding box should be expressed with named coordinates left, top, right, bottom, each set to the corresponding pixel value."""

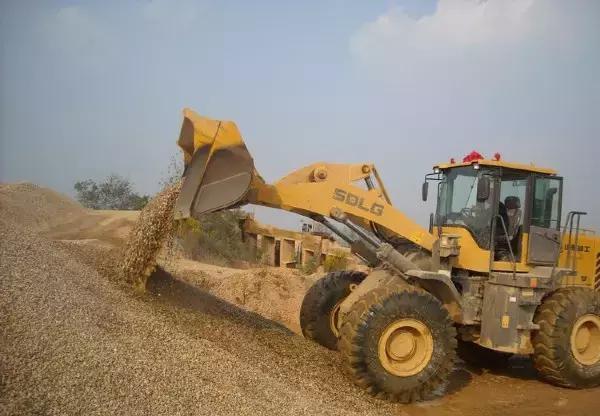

left=174, top=108, right=435, bottom=255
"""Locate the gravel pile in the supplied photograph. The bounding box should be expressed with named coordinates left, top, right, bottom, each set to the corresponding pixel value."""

left=0, top=184, right=397, bottom=416
left=165, top=261, right=319, bottom=334
left=0, top=182, right=86, bottom=232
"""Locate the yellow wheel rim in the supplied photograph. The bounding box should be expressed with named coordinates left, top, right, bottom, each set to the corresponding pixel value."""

left=329, top=300, right=343, bottom=338
left=378, top=318, right=434, bottom=377
left=570, top=314, right=600, bottom=366
left=330, top=284, right=357, bottom=338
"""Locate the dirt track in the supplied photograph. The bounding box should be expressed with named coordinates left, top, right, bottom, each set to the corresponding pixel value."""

left=1, top=183, right=598, bottom=415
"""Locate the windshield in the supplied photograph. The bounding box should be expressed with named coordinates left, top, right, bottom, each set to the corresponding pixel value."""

left=437, top=166, right=496, bottom=249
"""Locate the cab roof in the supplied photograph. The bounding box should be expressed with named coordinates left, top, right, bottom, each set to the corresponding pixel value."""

left=434, top=159, right=557, bottom=175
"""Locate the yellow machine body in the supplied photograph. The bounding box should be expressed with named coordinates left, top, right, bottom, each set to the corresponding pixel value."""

left=174, top=108, right=600, bottom=291
left=434, top=225, right=599, bottom=287
left=172, top=108, right=600, bottom=398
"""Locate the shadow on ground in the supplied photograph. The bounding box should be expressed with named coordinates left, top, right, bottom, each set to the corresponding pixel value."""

left=460, top=355, right=538, bottom=381
left=145, top=266, right=474, bottom=403
left=146, top=266, right=297, bottom=336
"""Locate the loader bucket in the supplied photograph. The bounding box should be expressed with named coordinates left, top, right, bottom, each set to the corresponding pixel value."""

left=173, top=108, right=255, bottom=220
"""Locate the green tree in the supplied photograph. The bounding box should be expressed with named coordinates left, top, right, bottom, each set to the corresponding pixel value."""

left=74, top=179, right=101, bottom=209
left=74, top=174, right=149, bottom=210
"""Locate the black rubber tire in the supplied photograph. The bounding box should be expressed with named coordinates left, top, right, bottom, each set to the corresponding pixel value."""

left=532, top=287, right=600, bottom=388
left=339, top=284, right=457, bottom=403
left=457, top=340, right=512, bottom=369
left=300, top=270, right=366, bottom=350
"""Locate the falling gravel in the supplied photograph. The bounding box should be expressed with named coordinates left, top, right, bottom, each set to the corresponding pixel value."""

left=119, top=182, right=181, bottom=290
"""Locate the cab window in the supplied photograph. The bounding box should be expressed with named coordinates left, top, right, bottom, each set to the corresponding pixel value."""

left=531, top=177, right=561, bottom=229
left=437, top=166, right=496, bottom=249
left=499, top=175, right=527, bottom=235
left=495, top=174, right=528, bottom=261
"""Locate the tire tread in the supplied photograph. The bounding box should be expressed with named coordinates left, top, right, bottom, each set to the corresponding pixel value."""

left=532, top=287, right=600, bottom=388
left=300, top=270, right=366, bottom=350
left=339, top=283, right=457, bottom=403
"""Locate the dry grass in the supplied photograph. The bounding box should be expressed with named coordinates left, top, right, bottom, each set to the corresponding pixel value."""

left=174, top=210, right=259, bottom=267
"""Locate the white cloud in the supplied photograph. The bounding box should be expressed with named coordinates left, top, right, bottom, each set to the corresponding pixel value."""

left=366, top=0, right=534, bottom=48
left=349, top=0, right=600, bottom=227
left=351, top=0, right=599, bottom=88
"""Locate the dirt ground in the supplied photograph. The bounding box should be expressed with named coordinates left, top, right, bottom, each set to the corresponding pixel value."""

left=1, top=182, right=598, bottom=416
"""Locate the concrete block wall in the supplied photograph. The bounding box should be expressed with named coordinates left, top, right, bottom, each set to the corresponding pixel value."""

left=241, top=216, right=353, bottom=270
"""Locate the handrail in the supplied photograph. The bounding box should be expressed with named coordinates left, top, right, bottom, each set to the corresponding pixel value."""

left=495, top=214, right=517, bottom=279
left=551, top=211, right=587, bottom=279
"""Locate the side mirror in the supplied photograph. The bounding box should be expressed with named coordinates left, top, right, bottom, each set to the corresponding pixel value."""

left=477, top=176, right=491, bottom=202
left=422, top=181, right=429, bottom=201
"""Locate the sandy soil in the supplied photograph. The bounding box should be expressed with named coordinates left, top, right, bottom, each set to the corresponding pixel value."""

left=165, top=259, right=317, bottom=334
left=1, top=183, right=598, bottom=415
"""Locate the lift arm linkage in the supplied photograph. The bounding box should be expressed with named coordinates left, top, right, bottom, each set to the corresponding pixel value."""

left=173, top=108, right=435, bottom=253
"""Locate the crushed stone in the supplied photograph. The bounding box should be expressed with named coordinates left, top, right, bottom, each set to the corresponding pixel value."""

left=119, top=182, right=181, bottom=290
left=0, top=183, right=395, bottom=416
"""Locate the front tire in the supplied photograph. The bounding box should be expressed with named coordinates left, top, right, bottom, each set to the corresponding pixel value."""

left=532, top=287, right=600, bottom=388
left=300, top=270, right=366, bottom=350
left=339, top=284, right=457, bottom=403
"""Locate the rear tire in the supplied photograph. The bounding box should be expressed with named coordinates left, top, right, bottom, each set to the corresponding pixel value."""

left=339, top=284, right=457, bottom=403
left=532, top=288, right=600, bottom=388
left=300, top=270, right=366, bottom=350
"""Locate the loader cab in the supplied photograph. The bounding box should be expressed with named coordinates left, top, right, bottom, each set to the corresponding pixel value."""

left=434, top=165, right=498, bottom=251
left=428, top=157, right=563, bottom=273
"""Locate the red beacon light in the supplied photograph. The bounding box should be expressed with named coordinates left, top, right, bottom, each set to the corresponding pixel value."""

left=462, top=151, right=484, bottom=163
left=493, top=152, right=502, bottom=161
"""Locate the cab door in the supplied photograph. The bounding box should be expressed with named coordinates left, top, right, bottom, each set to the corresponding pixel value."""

left=527, top=176, right=563, bottom=265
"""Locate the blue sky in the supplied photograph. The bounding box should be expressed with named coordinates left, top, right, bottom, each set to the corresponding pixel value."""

left=1, top=0, right=599, bottom=230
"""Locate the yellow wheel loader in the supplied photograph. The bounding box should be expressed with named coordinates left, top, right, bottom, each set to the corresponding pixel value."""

left=173, top=108, right=600, bottom=402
